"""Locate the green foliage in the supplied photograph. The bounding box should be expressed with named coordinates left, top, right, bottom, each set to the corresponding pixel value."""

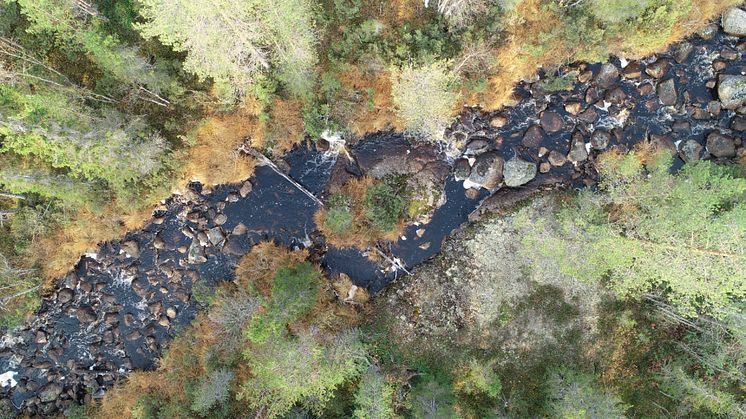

left=391, top=60, right=458, bottom=140
left=524, top=151, right=746, bottom=318
left=353, top=366, right=396, bottom=419
left=364, top=181, right=405, bottom=233
left=454, top=359, right=502, bottom=399
left=136, top=0, right=318, bottom=100
left=544, top=367, right=628, bottom=418
left=240, top=329, right=369, bottom=418
left=588, top=0, right=655, bottom=23
left=537, top=70, right=579, bottom=93
left=406, top=379, right=458, bottom=418
left=325, top=193, right=354, bottom=236
left=191, top=368, right=235, bottom=416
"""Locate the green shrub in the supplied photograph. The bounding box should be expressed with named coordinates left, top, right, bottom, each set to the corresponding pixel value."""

left=353, top=366, right=396, bottom=419
left=407, top=379, right=458, bottom=418
left=191, top=368, right=235, bottom=416
left=364, top=182, right=404, bottom=233
left=588, top=0, right=655, bottom=23
left=454, top=359, right=502, bottom=399
left=325, top=193, right=354, bottom=236
left=544, top=367, right=628, bottom=418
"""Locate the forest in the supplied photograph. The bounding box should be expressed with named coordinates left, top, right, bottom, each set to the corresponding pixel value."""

left=0, top=0, right=744, bottom=417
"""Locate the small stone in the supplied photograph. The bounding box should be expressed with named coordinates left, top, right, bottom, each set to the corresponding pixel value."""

left=722, top=7, right=746, bottom=36
left=153, top=237, right=165, bottom=250
left=188, top=240, right=207, bottom=264
left=239, top=181, right=253, bottom=198
left=121, top=241, right=140, bottom=259
left=34, top=331, right=47, bottom=344
left=578, top=70, right=593, bottom=84
left=57, top=288, right=74, bottom=304
left=673, top=42, right=694, bottom=63
left=213, top=213, right=227, bottom=226
left=39, top=384, right=62, bottom=403
left=707, top=101, right=722, bottom=116
left=226, top=193, right=239, bottom=203
left=731, top=116, right=746, bottom=131
left=207, top=227, right=225, bottom=247
left=649, top=134, right=677, bottom=156
left=699, top=23, right=719, bottom=40
left=522, top=125, right=544, bottom=148
left=590, top=130, right=611, bottom=150
left=232, top=223, right=248, bottom=235
left=158, top=317, right=170, bottom=327
left=721, top=48, right=739, bottom=60
left=567, top=134, right=588, bottom=163
left=657, top=79, right=677, bottom=106
left=465, top=138, right=490, bottom=156
left=706, top=132, right=736, bottom=158
left=577, top=107, right=598, bottom=123
left=126, top=331, right=141, bottom=341
left=540, top=111, right=564, bottom=133
left=565, top=102, right=583, bottom=115
left=416, top=229, right=425, bottom=238
left=539, top=162, right=551, bottom=173
left=679, top=140, right=704, bottom=162
left=166, top=307, right=177, bottom=319
left=489, top=115, right=508, bottom=128
left=645, top=59, right=669, bottom=79
left=503, top=157, right=537, bottom=187
left=453, top=159, right=471, bottom=181
left=538, top=147, right=549, bottom=157
left=605, top=87, right=627, bottom=104
left=672, top=120, right=691, bottom=133
left=595, top=63, right=620, bottom=88
left=548, top=150, right=567, bottom=166
left=465, top=188, right=480, bottom=200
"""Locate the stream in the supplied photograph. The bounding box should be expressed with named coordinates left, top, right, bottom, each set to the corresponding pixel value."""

left=2, top=19, right=746, bottom=415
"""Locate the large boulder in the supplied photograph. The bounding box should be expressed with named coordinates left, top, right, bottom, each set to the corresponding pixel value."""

left=595, top=63, right=619, bottom=89
left=503, top=157, right=537, bottom=187
left=657, top=79, right=677, bottom=106
left=466, top=152, right=504, bottom=190
left=567, top=134, right=588, bottom=163
left=718, top=75, right=746, bottom=109
left=706, top=132, right=736, bottom=158
left=678, top=139, right=703, bottom=162
left=722, top=7, right=746, bottom=36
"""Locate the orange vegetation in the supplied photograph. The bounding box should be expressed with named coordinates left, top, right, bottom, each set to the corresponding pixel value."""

left=315, top=177, right=404, bottom=249
left=338, top=68, right=404, bottom=138
left=252, top=98, right=307, bottom=156
left=235, top=241, right=309, bottom=296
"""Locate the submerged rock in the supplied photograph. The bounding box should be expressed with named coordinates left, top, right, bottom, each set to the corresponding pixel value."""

left=503, top=157, right=537, bottom=187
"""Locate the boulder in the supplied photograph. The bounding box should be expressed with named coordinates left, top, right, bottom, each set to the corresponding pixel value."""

left=658, top=79, right=677, bottom=106
left=522, top=125, right=544, bottom=148
left=453, top=159, right=471, bottom=181
left=503, top=157, right=537, bottom=187
left=731, top=116, right=746, bottom=131
left=121, top=241, right=139, bottom=259
left=540, top=111, right=564, bottom=133
left=706, top=132, right=736, bottom=158
left=605, top=87, right=627, bottom=104
left=39, top=384, right=62, bottom=403
left=207, top=227, right=225, bottom=247
left=466, top=152, right=504, bottom=190
left=722, top=7, right=746, bottom=36
left=239, top=181, right=253, bottom=198
left=464, top=138, right=490, bottom=156
left=649, top=134, right=677, bottom=156
left=699, top=23, right=719, bottom=40
left=590, top=130, right=611, bottom=150
left=622, top=61, right=641, bottom=79
left=489, top=115, right=508, bottom=128
left=718, top=75, right=746, bottom=109
left=548, top=150, right=567, bottom=166
left=678, top=140, right=704, bottom=162
left=595, top=63, right=619, bottom=88
left=645, top=59, right=669, bottom=79
left=673, top=42, right=693, bottom=63
left=565, top=102, right=583, bottom=115
left=187, top=240, right=207, bottom=264
left=567, top=134, right=588, bottom=163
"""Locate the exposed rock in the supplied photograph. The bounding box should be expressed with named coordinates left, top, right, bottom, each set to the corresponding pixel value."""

left=718, top=75, right=746, bottom=109
left=39, top=384, right=61, bottom=403
left=489, top=115, right=507, bottom=128
left=622, top=61, right=641, bottom=79
left=700, top=23, right=719, bottom=40
left=679, top=140, right=704, bottom=162
left=539, top=162, right=551, bottom=173
left=213, top=213, right=227, bottom=226
left=649, top=134, right=677, bottom=156
left=645, top=59, right=669, bottom=78
left=578, top=70, right=593, bottom=83
left=522, top=125, right=544, bottom=147
left=464, top=138, right=490, bottom=156
left=453, top=159, right=471, bottom=181
left=673, top=42, right=693, bottom=63
left=57, top=288, right=74, bottom=304
left=548, top=150, right=566, bottom=167
left=166, top=307, right=177, bottom=319
left=595, top=63, right=619, bottom=88
left=503, top=157, right=537, bottom=187
left=207, top=227, right=225, bottom=247
left=658, top=79, right=677, bottom=106
left=606, top=87, right=627, bottom=104
left=577, top=107, right=598, bottom=123
left=590, top=130, right=611, bottom=150
left=540, top=111, right=564, bottom=133
left=564, top=102, right=582, bottom=115
left=239, top=181, right=253, bottom=198
left=187, top=240, right=207, bottom=264
left=121, top=241, right=139, bottom=259
left=723, top=7, right=746, bottom=36
left=706, top=132, right=736, bottom=157
left=567, top=134, right=588, bottom=163
left=731, top=116, right=746, bottom=131
left=466, top=152, right=504, bottom=190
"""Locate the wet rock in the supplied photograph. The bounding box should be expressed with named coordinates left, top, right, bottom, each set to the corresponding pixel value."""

left=548, top=150, right=567, bottom=167
left=121, top=241, right=139, bottom=259
left=540, top=111, right=564, bottom=133
left=622, top=61, right=641, bottom=79
left=713, top=60, right=727, bottom=72
left=207, top=227, right=225, bottom=247
left=673, top=42, right=694, bottom=63
left=564, top=102, right=583, bottom=115
left=595, top=63, right=619, bottom=88
left=57, top=288, right=74, bottom=304
left=672, top=120, right=691, bottom=133
left=718, top=75, right=746, bottom=109
left=75, top=306, right=97, bottom=323
left=723, top=7, right=746, bottom=36
left=465, top=188, right=480, bottom=200
left=34, top=331, right=47, bottom=344
left=466, top=152, right=504, bottom=190
left=649, top=134, right=677, bottom=156
left=153, top=237, right=165, bottom=250
left=125, top=331, right=140, bottom=341
left=567, top=134, right=588, bottom=163
left=657, top=79, right=677, bottom=106
left=721, top=48, right=739, bottom=60
left=706, top=132, right=736, bottom=158
left=453, top=159, right=471, bottom=181
left=707, top=100, right=722, bottom=117
left=699, top=23, right=719, bottom=40
left=239, top=181, right=253, bottom=198
left=577, top=107, right=598, bottom=123
left=605, top=87, right=627, bottom=104
left=465, top=138, right=490, bottom=156
left=522, top=125, right=544, bottom=148
left=578, top=70, right=593, bottom=84
left=213, top=213, right=227, bottom=226
left=503, top=157, right=537, bottom=187
left=731, top=116, right=746, bottom=131
left=590, top=130, right=611, bottom=150
left=39, top=384, right=61, bottom=403
left=539, top=162, right=551, bottom=173
left=645, top=59, right=669, bottom=79
left=585, top=86, right=603, bottom=104
left=679, top=140, right=704, bottom=162
left=166, top=307, right=177, bottom=319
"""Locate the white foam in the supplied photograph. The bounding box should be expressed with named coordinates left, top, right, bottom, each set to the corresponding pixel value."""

left=0, top=371, right=17, bottom=387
